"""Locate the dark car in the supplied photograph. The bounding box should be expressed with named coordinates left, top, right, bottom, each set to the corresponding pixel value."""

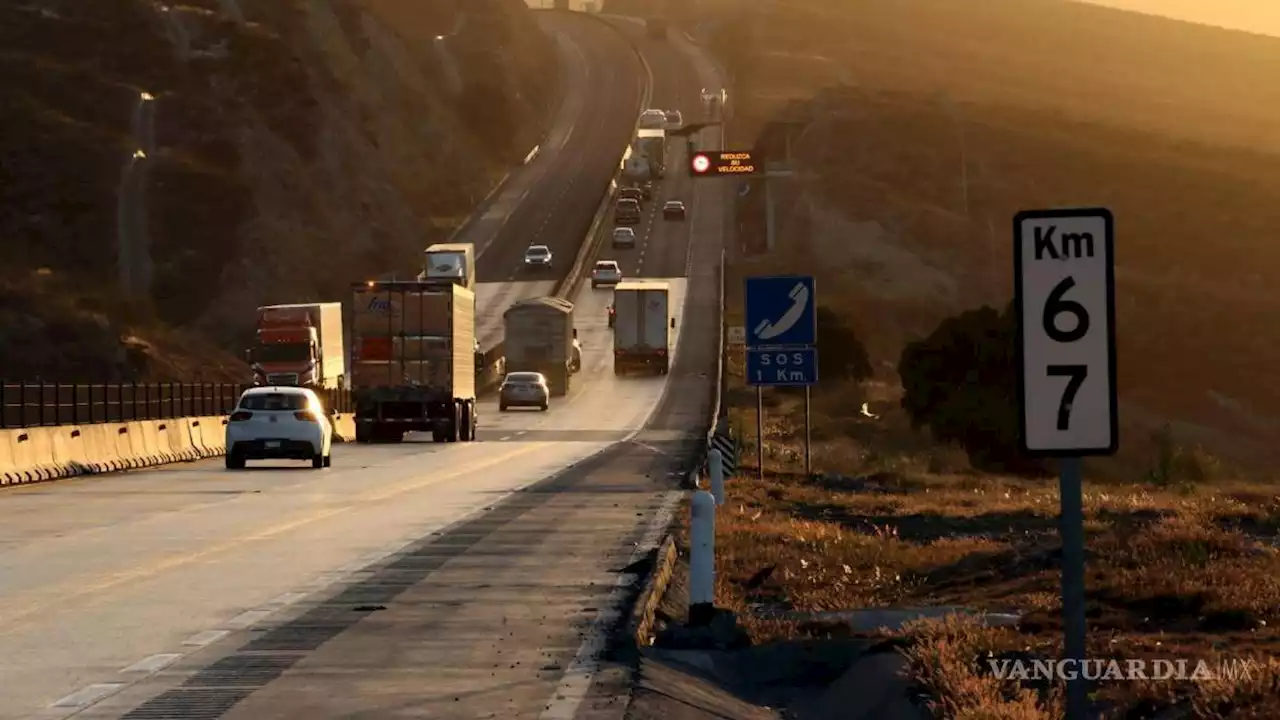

left=662, top=200, right=686, bottom=220
left=639, top=181, right=653, bottom=200
left=619, top=187, right=644, bottom=205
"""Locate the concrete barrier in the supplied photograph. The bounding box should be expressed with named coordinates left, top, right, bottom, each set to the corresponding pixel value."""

left=0, top=411, right=357, bottom=487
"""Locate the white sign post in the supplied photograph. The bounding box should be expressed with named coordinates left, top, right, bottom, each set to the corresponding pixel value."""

left=1014, top=207, right=1117, bottom=720
left=727, top=325, right=745, bottom=345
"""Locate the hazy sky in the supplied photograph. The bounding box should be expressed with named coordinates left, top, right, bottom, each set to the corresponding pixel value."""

left=1078, top=0, right=1280, bottom=36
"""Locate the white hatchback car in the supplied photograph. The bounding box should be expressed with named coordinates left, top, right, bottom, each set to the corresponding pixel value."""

left=225, top=386, right=333, bottom=469
left=591, top=260, right=622, bottom=288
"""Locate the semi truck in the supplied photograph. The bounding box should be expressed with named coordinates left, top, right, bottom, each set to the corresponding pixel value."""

left=612, top=280, right=674, bottom=375
left=417, top=243, right=475, bottom=290
left=247, top=303, right=346, bottom=390
left=350, top=280, right=477, bottom=443
left=503, top=297, right=578, bottom=396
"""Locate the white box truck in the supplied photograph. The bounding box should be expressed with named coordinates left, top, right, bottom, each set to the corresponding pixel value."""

left=612, top=280, right=673, bottom=375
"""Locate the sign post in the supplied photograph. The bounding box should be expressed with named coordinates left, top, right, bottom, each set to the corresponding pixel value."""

left=1014, top=207, right=1117, bottom=720
left=744, top=275, right=818, bottom=480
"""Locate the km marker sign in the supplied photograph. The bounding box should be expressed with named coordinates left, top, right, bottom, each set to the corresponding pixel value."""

left=1014, top=207, right=1117, bottom=455
left=1013, top=206, right=1117, bottom=720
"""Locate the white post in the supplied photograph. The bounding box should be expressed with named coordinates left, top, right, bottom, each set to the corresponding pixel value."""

left=688, top=490, right=716, bottom=624
left=709, top=448, right=725, bottom=506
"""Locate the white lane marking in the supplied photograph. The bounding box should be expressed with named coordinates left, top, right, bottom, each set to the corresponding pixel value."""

left=500, top=435, right=512, bottom=441
left=51, top=683, right=124, bottom=708
left=516, top=431, right=528, bottom=436
left=121, top=653, right=183, bottom=674
left=226, top=608, right=274, bottom=629
left=182, top=629, right=228, bottom=647
left=268, top=591, right=308, bottom=606
left=539, top=491, right=682, bottom=719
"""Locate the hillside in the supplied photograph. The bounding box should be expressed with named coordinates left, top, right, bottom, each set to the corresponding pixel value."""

left=0, top=0, right=557, bottom=382
left=678, top=0, right=1280, bottom=473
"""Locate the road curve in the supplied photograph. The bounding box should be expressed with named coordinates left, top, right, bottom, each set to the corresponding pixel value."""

left=466, top=11, right=644, bottom=349
left=0, top=20, right=722, bottom=720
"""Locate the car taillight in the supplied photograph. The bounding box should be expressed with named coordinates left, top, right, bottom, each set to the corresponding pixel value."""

left=658, top=349, right=666, bottom=355
left=294, top=410, right=317, bottom=422
left=229, top=411, right=253, bottom=421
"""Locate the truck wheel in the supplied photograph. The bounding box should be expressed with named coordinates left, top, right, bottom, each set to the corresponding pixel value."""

left=460, top=403, right=473, bottom=441
left=355, top=424, right=371, bottom=443
left=432, top=430, right=444, bottom=442
left=447, top=406, right=460, bottom=442
left=225, top=449, right=245, bottom=470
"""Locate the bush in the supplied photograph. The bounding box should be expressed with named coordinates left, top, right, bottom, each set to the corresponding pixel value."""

left=816, top=305, right=872, bottom=386
left=897, top=301, right=1038, bottom=472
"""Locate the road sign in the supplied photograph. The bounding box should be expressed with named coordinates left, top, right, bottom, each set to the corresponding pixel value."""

left=743, top=275, right=816, bottom=348
left=746, top=347, right=817, bottom=387
left=689, top=150, right=760, bottom=177
left=1014, top=207, right=1117, bottom=456
left=727, top=325, right=745, bottom=345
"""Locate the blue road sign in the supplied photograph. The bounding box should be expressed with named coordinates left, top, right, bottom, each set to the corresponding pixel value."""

left=746, top=347, right=818, bottom=387
left=744, top=275, right=816, bottom=347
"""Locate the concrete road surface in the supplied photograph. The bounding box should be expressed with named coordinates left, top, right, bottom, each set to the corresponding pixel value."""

left=1, top=15, right=724, bottom=720
left=469, top=12, right=645, bottom=349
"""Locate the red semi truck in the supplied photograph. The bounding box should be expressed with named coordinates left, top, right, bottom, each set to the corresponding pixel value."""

left=247, top=303, right=347, bottom=390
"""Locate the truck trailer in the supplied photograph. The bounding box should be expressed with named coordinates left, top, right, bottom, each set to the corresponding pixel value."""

left=350, top=280, right=477, bottom=443
left=503, top=297, right=576, bottom=396
left=612, top=280, right=674, bottom=375
left=248, top=303, right=346, bottom=391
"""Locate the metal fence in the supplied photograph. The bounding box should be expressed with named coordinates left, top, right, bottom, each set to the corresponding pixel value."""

left=0, top=383, right=354, bottom=429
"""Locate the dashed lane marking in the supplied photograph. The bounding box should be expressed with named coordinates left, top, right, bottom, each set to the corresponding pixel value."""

left=182, top=629, right=228, bottom=647
left=51, top=683, right=124, bottom=709
left=121, top=653, right=183, bottom=675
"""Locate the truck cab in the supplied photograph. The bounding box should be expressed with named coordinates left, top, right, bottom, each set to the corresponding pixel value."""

left=418, top=243, right=475, bottom=291
left=248, top=303, right=345, bottom=390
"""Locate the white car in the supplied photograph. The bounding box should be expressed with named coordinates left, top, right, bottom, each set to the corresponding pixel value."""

left=225, top=386, right=333, bottom=469
left=612, top=227, right=636, bottom=248
left=524, top=244, right=553, bottom=271
left=638, top=109, right=667, bottom=129
left=590, top=260, right=622, bottom=288
left=664, top=110, right=683, bottom=130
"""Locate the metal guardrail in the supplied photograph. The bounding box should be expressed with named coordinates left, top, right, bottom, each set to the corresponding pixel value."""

left=0, top=383, right=354, bottom=429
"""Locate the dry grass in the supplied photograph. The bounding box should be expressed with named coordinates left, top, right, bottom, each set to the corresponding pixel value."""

left=658, top=0, right=1280, bottom=712
left=704, top=378, right=1280, bottom=714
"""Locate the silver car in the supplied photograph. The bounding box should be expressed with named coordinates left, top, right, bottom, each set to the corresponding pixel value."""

left=612, top=227, right=637, bottom=248
left=524, top=244, right=553, bottom=271
left=499, top=371, right=549, bottom=411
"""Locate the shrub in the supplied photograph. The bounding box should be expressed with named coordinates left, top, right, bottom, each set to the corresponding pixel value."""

left=816, top=305, right=872, bottom=385
left=897, top=301, right=1038, bottom=471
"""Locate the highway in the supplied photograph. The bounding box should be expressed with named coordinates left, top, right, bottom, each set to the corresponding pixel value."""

left=468, top=12, right=644, bottom=349
left=0, top=15, right=727, bottom=720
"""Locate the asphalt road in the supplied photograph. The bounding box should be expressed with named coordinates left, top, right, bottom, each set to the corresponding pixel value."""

left=466, top=11, right=644, bottom=349
left=0, top=17, right=726, bottom=720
